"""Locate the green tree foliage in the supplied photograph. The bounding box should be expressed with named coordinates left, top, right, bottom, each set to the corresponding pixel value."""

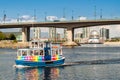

left=9, top=34, right=16, bottom=40
left=0, top=31, right=17, bottom=40
left=0, top=31, right=6, bottom=40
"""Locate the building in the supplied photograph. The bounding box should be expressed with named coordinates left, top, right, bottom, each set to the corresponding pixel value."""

left=56, top=33, right=61, bottom=41
left=63, top=29, right=67, bottom=41
left=49, top=27, right=56, bottom=41
left=100, top=28, right=109, bottom=40
left=82, top=27, right=90, bottom=38
left=33, top=27, right=41, bottom=39
left=88, top=30, right=100, bottom=43
left=74, top=31, right=82, bottom=43
left=78, top=17, right=90, bottom=39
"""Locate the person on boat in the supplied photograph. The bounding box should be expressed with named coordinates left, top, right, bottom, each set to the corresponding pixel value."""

left=39, top=43, right=43, bottom=48
left=30, top=50, right=34, bottom=56
left=40, top=50, right=43, bottom=56
left=22, top=51, right=27, bottom=56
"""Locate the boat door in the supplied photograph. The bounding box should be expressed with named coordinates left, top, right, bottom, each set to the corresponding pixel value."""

left=44, top=42, right=51, bottom=60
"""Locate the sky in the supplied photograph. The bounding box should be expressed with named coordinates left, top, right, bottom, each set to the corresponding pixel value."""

left=0, top=0, right=120, bottom=37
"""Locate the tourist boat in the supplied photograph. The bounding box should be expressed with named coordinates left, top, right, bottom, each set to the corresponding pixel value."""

left=15, top=40, right=65, bottom=67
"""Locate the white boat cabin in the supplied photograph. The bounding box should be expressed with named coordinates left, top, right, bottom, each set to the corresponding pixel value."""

left=29, top=40, right=45, bottom=48
left=17, top=48, right=44, bottom=56
left=17, top=40, right=63, bottom=57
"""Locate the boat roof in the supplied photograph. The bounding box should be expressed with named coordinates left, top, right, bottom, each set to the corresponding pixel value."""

left=18, top=48, right=29, bottom=50
left=30, top=40, right=43, bottom=42
left=30, top=40, right=51, bottom=43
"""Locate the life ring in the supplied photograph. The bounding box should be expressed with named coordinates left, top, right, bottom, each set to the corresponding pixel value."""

left=52, top=46, right=58, bottom=48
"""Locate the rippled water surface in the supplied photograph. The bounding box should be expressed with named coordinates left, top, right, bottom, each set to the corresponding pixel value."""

left=1, top=44, right=120, bottom=80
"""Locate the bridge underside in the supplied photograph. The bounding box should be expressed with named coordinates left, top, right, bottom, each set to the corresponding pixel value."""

left=62, top=27, right=78, bottom=46
left=0, top=20, right=120, bottom=45
left=22, top=27, right=30, bottom=42
left=0, top=20, right=120, bottom=28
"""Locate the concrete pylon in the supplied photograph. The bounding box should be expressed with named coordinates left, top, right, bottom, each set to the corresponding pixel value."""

left=62, top=27, right=77, bottom=46
left=22, top=27, right=30, bottom=42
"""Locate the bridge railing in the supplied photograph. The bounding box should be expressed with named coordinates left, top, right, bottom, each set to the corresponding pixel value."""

left=0, top=18, right=120, bottom=24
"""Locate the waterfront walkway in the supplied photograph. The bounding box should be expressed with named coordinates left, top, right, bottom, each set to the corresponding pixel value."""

left=0, top=40, right=120, bottom=49
left=0, top=41, right=28, bottom=48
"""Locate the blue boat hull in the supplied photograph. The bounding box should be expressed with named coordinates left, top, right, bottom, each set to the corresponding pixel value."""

left=15, top=57, right=65, bottom=67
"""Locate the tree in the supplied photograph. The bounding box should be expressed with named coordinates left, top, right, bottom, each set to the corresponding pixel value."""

left=0, top=31, right=6, bottom=40
left=9, top=34, right=16, bottom=40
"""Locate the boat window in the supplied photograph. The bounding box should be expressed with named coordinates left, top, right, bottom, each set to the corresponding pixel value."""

left=59, top=49, right=62, bottom=55
left=52, top=50, right=56, bottom=56
left=30, top=50, right=34, bottom=56
left=35, top=42, right=38, bottom=47
left=31, top=42, right=34, bottom=48
left=46, top=42, right=51, bottom=48
left=48, top=44, right=50, bottom=47
left=56, top=50, right=58, bottom=55
left=40, top=50, right=44, bottom=56
left=52, top=49, right=59, bottom=56
left=39, top=43, right=43, bottom=48
left=34, top=50, right=39, bottom=55
left=45, top=49, right=51, bottom=56
left=48, top=50, right=51, bottom=55
left=17, top=50, right=21, bottom=56
left=22, top=50, right=27, bottom=56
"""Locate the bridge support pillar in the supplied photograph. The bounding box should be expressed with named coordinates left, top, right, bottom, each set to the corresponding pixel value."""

left=62, top=27, right=77, bottom=46
left=22, top=27, right=30, bottom=42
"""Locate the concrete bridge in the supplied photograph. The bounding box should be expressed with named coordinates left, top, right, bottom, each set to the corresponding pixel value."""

left=0, top=19, right=120, bottom=45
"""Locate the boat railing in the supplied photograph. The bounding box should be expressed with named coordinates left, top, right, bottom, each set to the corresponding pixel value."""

left=51, top=46, right=63, bottom=56
left=29, top=40, right=44, bottom=48
left=17, top=48, right=45, bottom=57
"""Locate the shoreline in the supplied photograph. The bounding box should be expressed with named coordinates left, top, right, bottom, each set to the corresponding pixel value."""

left=0, top=41, right=120, bottom=49
left=0, top=41, right=29, bottom=49
left=104, top=42, right=120, bottom=46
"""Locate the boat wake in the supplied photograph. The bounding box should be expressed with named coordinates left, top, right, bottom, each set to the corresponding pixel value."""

left=62, top=58, right=120, bottom=66
left=13, top=65, right=31, bottom=68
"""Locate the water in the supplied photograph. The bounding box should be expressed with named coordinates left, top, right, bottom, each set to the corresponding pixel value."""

left=1, top=44, right=120, bottom=80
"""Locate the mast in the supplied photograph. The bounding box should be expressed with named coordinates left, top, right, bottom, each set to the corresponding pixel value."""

left=3, top=10, right=6, bottom=24
left=72, top=10, right=74, bottom=20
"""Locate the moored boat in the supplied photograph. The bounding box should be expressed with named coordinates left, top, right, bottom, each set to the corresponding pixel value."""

left=15, top=40, right=65, bottom=67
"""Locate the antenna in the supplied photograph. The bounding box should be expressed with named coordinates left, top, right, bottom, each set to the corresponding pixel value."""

left=63, top=8, right=66, bottom=18
left=3, top=10, right=6, bottom=23
left=33, top=9, right=36, bottom=39
left=44, top=12, right=47, bottom=21
left=72, top=10, right=74, bottom=20
left=17, top=13, right=20, bottom=23
left=34, top=9, right=36, bottom=21
left=100, top=9, right=102, bottom=19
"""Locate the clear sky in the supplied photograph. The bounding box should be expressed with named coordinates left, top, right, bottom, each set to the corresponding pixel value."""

left=0, top=0, right=120, bottom=37
left=0, top=0, right=120, bottom=20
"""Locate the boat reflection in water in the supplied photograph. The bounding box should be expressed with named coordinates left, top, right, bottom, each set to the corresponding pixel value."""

left=15, top=67, right=63, bottom=80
